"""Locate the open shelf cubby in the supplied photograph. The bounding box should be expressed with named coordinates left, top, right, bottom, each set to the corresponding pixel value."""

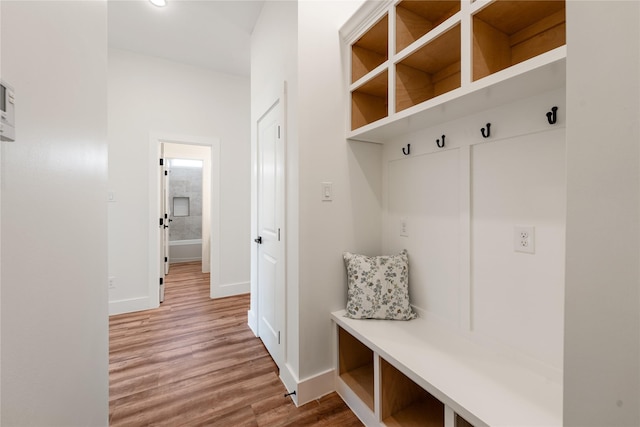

left=396, top=23, right=460, bottom=113
left=456, top=415, right=474, bottom=427
left=472, top=0, right=566, bottom=81
left=351, top=69, right=388, bottom=130
left=352, top=14, right=388, bottom=83
left=381, top=358, right=444, bottom=427
left=338, top=327, right=375, bottom=411
left=395, top=0, right=460, bottom=53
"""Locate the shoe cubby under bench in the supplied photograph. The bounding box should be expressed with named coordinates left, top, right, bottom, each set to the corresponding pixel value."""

left=332, top=310, right=562, bottom=427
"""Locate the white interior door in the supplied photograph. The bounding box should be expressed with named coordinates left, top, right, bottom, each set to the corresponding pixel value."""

left=163, top=160, right=170, bottom=275
left=159, top=145, right=168, bottom=303
left=256, top=99, right=285, bottom=367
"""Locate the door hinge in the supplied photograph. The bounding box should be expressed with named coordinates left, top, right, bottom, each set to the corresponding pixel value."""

left=159, top=277, right=163, bottom=286
left=160, top=158, right=164, bottom=166
left=159, top=217, right=164, bottom=227
left=277, top=125, right=281, bottom=139
left=278, top=331, right=281, bottom=345
left=164, top=257, right=168, bottom=263
left=278, top=228, right=281, bottom=241
left=164, top=170, right=168, bottom=176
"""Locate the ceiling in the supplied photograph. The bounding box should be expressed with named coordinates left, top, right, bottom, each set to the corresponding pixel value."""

left=108, top=0, right=265, bottom=77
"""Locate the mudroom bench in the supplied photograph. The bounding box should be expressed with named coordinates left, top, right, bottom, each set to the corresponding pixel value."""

left=331, top=310, right=562, bottom=427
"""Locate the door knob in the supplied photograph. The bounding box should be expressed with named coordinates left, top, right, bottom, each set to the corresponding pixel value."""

left=254, top=236, right=262, bottom=244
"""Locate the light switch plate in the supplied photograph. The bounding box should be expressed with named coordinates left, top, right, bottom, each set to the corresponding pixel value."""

left=321, top=182, right=333, bottom=201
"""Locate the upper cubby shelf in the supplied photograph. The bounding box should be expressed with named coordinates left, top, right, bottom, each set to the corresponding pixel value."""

left=396, top=23, right=461, bottom=113
left=352, top=14, right=388, bottom=84
left=473, top=0, right=566, bottom=81
left=342, top=0, right=567, bottom=142
left=396, top=0, right=460, bottom=53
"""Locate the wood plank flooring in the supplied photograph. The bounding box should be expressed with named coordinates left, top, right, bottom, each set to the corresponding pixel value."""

left=109, top=261, right=362, bottom=426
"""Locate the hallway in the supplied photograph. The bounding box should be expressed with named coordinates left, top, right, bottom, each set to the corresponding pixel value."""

left=108, top=262, right=362, bottom=426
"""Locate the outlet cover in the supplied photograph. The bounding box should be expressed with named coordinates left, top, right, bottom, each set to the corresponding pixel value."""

left=514, top=226, right=535, bottom=254
left=400, top=217, right=409, bottom=237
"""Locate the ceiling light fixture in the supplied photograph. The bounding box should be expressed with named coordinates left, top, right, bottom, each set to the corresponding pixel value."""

left=149, top=0, right=167, bottom=7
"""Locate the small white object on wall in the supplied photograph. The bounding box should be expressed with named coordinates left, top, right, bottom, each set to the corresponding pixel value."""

left=514, top=226, right=535, bottom=254
left=321, top=182, right=333, bottom=201
left=400, top=217, right=408, bottom=237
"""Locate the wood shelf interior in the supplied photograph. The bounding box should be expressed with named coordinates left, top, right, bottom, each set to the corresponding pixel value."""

left=381, top=359, right=444, bottom=427
left=338, top=327, right=375, bottom=411
left=456, top=414, right=474, bottom=427
left=352, top=14, right=389, bottom=83
left=395, top=23, right=461, bottom=113
left=472, top=0, right=566, bottom=81
left=352, top=69, right=389, bottom=130
left=396, top=0, right=460, bottom=53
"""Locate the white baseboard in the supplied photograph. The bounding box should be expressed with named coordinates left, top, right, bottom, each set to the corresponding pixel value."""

left=108, top=296, right=152, bottom=316
left=247, top=309, right=258, bottom=336
left=297, top=369, right=335, bottom=406
left=280, top=362, right=300, bottom=406
left=211, top=281, right=250, bottom=299
left=277, top=366, right=336, bottom=407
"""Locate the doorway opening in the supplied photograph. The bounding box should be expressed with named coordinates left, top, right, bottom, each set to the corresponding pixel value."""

left=149, top=134, right=221, bottom=307
left=166, top=158, right=204, bottom=267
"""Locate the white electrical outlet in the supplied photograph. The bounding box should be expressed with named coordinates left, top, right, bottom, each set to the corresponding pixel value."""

left=108, top=276, right=116, bottom=289
left=400, top=217, right=409, bottom=237
left=514, top=226, right=535, bottom=254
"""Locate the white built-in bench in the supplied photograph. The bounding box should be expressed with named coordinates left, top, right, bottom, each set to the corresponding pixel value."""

left=332, top=310, right=562, bottom=427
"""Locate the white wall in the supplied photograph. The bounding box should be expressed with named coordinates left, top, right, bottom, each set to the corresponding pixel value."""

left=297, top=0, right=380, bottom=385
left=0, top=2, right=108, bottom=425
left=564, top=1, right=640, bottom=425
left=250, top=0, right=300, bottom=393
left=108, top=49, right=250, bottom=314
left=250, top=0, right=375, bottom=403
left=383, top=88, right=567, bottom=375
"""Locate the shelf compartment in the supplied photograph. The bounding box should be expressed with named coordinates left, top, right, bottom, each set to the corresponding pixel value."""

left=352, top=69, right=389, bottom=130
left=456, top=414, right=474, bottom=427
left=396, top=0, right=460, bottom=53
left=396, top=23, right=461, bottom=113
left=381, top=358, right=444, bottom=427
left=352, top=14, right=389, bottom=83
left=338, top=327, right=375, bottom=411
left=473, top=0, right=566, bottom=81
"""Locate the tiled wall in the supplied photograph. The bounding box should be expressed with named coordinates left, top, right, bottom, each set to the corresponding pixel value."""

left=168, top=160, right=203, bottom=241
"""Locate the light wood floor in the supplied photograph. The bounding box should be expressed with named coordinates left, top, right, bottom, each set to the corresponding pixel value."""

left=109, top=261, right=362, bottom=426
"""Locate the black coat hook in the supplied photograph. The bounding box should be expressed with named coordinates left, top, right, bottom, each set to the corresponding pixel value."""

left=481, top=123, right=491, bottom=138
left=436, top=135, right=445, bottom=148
left=546, top=106, right=558, bottom=125
left=402, top=143, right=410, bottom=155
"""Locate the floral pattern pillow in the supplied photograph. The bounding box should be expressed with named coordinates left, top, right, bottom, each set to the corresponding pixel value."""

left=343, top=249, right=417, bottom=320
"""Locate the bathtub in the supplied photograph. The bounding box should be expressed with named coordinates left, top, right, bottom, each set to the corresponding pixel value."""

left=169, top=239, right=202, bottom=263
